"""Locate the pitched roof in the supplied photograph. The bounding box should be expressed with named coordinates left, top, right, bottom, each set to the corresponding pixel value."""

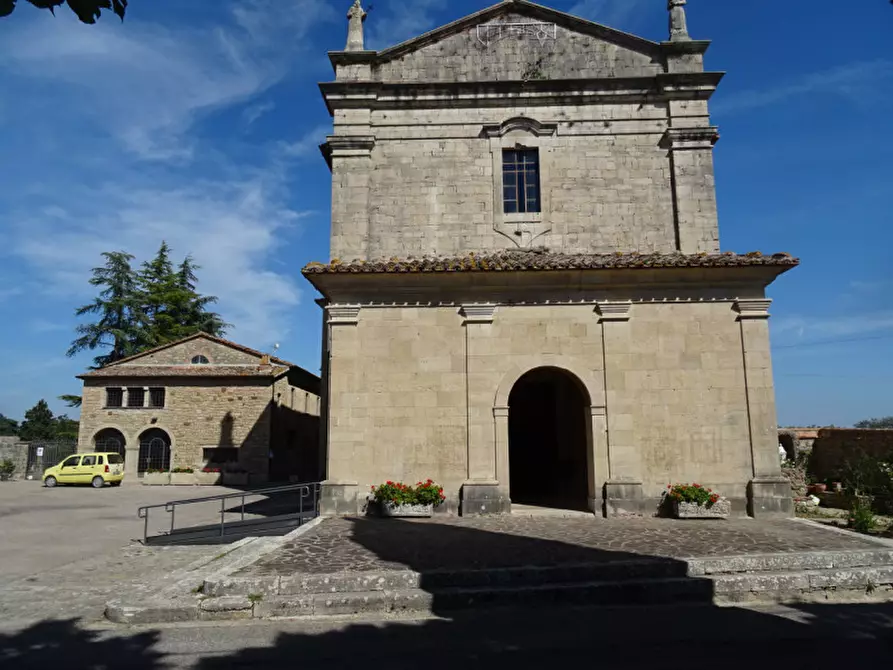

left=302, top=251, right=799, bottom=276
left=101, top=332, right=294, bottom=368
left=79, top=365, right=290, bottom=380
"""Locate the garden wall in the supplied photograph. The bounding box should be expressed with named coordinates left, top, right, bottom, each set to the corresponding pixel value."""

left=0, top=437, right=29, bottom=480
left=809, top=429, right=893, bottom=481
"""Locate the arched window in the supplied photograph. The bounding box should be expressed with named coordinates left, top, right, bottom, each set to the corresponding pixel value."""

left=191, top=355, right=210, bottom=365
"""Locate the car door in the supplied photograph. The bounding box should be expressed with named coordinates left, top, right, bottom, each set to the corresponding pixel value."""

left=77, top=455, right=98, bottom=484
left=57, top=455, right=81, bottom=482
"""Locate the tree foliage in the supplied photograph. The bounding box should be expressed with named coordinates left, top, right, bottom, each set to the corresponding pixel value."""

left=67, top=242, right=228, bottom=369
left=0, top=414, right=19, bottom=437
left=19, top=400, right=56, bottom=442
left=58, top=394, right=83, bottom=408
left=0, top=0, right=126, bottom=24
left=855, top=416, right=893, bottom=429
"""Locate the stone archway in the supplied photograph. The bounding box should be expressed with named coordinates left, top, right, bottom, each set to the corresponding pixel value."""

left=138, top=428, right=172, bottom=474
left=508, top=367, right=592, bottom=511
left=93, top=428, right=127, bottom=459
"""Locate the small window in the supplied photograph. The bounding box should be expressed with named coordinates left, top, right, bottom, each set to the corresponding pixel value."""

left=106, top=388, right=124, bottom=408
left=97, top=456, right=104, bottom=465
left=149, top=388, right=166, bottom=408
left=191, top=355, right=210, bottom=365
left=127, top=387, right=146, bottom=408
left=81, top=455, right=96, bottom=467
left=502, top=148, right=541, bottom=214
left=62, top=456, right=80, bottom=468
left=107, top=454, right=124, bottom=465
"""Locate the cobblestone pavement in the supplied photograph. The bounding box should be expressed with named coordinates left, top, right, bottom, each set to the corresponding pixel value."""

left=239, top=516, right=886, bottom=576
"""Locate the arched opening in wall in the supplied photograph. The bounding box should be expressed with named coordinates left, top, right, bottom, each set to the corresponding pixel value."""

left=508, top=367, right=590, bottom=511
left=138, top=428, right=172, bottom=474
left=93, top=428, right=126, bottom=459
left=779, top=433, right=797, bottom=461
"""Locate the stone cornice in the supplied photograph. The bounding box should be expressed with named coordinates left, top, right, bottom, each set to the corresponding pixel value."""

left=327, top=305, right=361, bottom=325
left=460, top=304, right=497, bottom=324
left=596, top=302, right=633, bottom=322
left=660, top=40, right=711, bottom=55
left=480, top=116, right=558, bottom=138
left=734, top=299, right=772, bottom=320
left=319, top=73, right=724, bottom=113
left=661, top=127, right=720, bottom=150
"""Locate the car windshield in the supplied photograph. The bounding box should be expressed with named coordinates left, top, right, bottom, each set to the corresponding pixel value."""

left=106, top=454, right=123, bottom=465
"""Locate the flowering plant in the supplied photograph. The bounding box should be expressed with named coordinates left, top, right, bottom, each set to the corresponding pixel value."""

left=171, top=467, right=194, bottom=474
left=667, top=483, right=721, bottom=509
left=145, top=468, right=168, bottom=474
left=202, top=466, right=222, bottom=474
left=371, top=479, right=446, bottom=507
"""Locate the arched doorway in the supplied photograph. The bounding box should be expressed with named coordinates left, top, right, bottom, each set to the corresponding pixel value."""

left=94, top=428, right=127, bottom=459
left=508, top=367, right=590, bottom=511
left=138, top=428, right=172, bottom=474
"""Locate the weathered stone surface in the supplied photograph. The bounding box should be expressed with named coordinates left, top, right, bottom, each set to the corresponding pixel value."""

left=105, top=600, right=199, bottom=625
left=253, top=595, right=313, bottom=619
left=203, top=576, right=280, bottom=598
left=675, top=499, right=731, bottom=519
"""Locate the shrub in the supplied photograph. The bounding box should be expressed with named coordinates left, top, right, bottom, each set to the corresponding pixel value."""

left=667, top=483, right=721, bottom=509
left=0, top=460, right=15, bottom=478
left=848, top=499, right=876, bottom=534
left=145, top=468, right=168, bottom=474
left=371, top=480, right=446, bottom=507
left=171, top=467, right=195, bottom=474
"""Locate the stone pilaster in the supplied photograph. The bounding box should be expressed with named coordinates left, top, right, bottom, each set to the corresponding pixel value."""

left=663, top=127, right=720, bottom=254
left=326, top=135, right=375, bottom=261
left=320, top=304, right=362, bottom=516
left=735, top=299, right=793, bottom=518
left=460, top=304, right=510, bottom=515
left=596, top=302, right=644, bottom=516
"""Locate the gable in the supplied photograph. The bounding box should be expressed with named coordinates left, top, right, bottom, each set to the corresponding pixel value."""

left=117, top=338, right=262, bottom=367
left=373, top=7, right=663, bottom=83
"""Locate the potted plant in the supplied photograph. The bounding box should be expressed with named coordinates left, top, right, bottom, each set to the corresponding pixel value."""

left=0, top=460, right=15, bottom=482
left=143, top=469, right=170, bottom=486
left=370, top=479, right=446, bottom=518
left=807, top=483, right=828, bottom=495
left=195, top=466, right=223, bottom=486
left=666, top=483, right=730, bottom=519
left=170, top=467, right=195, bottom=486
left=222, top=466, right=249, bottom=487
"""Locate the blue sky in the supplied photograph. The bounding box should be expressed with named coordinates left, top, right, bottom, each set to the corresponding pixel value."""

left=0, top=0, right=890, bottom=427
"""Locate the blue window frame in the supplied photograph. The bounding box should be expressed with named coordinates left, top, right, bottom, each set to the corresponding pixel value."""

left=502, top=148, right=541, bottom=214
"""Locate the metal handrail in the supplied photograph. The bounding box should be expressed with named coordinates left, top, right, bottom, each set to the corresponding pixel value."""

left=138, top=482, right=319, bottom=544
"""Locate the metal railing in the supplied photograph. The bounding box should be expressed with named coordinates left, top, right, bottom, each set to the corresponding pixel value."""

left=137, top=482, right=320, bottom=545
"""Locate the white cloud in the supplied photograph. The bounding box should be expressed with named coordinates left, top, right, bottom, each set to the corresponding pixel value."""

left=243, top=100, right=276, bottom=126
left=711, top=60, right=893, bottom=116
left=773, top=312, right=893, bottom=343
left=278, top=124, right=332, bottom=159
left=367, top=0, right=448, bottom=51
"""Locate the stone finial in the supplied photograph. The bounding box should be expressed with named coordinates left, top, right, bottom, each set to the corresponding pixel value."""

left=668, top=0, right=691, bottom=42
left=345, top=0, right=367, bottom=52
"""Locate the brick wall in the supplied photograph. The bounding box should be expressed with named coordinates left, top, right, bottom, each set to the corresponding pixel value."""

left=809, top=429, right=893, bottom=481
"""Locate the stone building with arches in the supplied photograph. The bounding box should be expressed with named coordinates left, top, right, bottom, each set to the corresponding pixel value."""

left=305, top=0, right=797, bottom=518
left=77, top=332, right=322, bottom=483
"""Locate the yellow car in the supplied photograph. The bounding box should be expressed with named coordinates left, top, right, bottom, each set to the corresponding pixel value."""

left=43, top=452, right=125, bottom=489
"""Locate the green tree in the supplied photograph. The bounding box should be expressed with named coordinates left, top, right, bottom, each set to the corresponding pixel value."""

left=58, top=394, right=82, bottom=408
left=855, top=417, right=893, bottom=429
left=52, top=415, right=80, bottom=441
left=18, top=400, right=56, bottom=442
left=0, top=414, right=19, bottom=437
left=137, top=243, right=227, bottom=348
left=0, top=0, right=126, bottom=24
left=67, top=251, right=144, bottom=369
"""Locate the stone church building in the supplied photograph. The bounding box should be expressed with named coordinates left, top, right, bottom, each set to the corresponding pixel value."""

left=304, top=0, right=797, bottom=518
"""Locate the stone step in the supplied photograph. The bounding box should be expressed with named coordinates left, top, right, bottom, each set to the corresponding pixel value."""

left=203, top=549, right=893, bottom=597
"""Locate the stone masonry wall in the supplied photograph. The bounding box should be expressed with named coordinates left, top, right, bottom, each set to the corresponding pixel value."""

left=326, top=299, right=767, bottom=512
left=810, top=429, right=893, bottom=482
left=0, top=437, right=28, bottom=480
left=374, top=12, right=663, bottom=82
left=121, top=338, right=259, bottom=366
left=79, top=377, right=276, bottom=476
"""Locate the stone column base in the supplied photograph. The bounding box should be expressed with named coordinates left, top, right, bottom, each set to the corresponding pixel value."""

left=460, top=481, right=510, bottom=516
left=603, top=481, right=644, bottom=518
left=319, top=481, right=359, bottom=516
left=748, top=477, right=794, bottom=519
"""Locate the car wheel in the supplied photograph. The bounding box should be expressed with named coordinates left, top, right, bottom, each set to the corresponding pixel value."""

left=91, top=476, right=105, bottom=489
left=44, top=476, right=57, bottom=488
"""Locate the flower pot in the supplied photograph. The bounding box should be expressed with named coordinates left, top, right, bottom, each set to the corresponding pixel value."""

left=170, top=472, right=195, bottom=486
left=808, top=484, right=828, bottom=495
left=194, top=471, right=222, bottom=486
left=379, top=503, right=434, bottom=518
left=222, top=472, right=249, bottom=487
left=143, top=472, right=170, bottom=486
left=672, top=499, right=731, bottom=519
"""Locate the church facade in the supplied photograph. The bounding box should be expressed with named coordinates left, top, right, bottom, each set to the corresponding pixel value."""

left=304, top=0, right=797, bottom=518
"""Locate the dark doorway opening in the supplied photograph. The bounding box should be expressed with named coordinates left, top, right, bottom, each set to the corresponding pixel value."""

left=93, top=428, right=126, bottom=459
left=138, top=428, right=171, bottom=474
left=509, top=367, right=590, bottom=511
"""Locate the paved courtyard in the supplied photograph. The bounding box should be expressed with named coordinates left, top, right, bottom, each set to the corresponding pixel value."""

left=0, top=480, right=248, bottom=626
left=239, top=515, right=889, bottom=577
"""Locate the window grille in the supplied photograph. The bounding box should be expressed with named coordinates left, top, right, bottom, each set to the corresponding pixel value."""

left=127, top=388, right=146, bottom=408
left=149, top=387, right=166, bottom=408
left=502, top=148, right=541, bottom=214
left=106, top=388, right=124, bottom=408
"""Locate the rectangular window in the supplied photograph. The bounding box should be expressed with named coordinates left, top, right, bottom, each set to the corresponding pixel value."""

left=107, top=454, right=123, bottom=465
left=106, top=388, right=124, bottom=408
left=62, top=456, right=80, bottom=468
left=81, top=455, right=96, bottom=467
left=502, top=148, right=541, bottom=214
left=149, top=388, right=166, bottom=408
left=127, top=387, right=145, bottom=408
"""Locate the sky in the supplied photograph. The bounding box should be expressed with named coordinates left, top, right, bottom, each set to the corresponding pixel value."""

left=0, top=0, right=890, bottom=427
